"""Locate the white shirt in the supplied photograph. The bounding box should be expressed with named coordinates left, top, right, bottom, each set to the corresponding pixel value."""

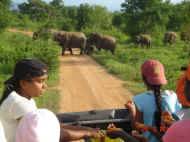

left=0, top=121, right=6, bottom=142
left=0, top=91, right=37, bottom=142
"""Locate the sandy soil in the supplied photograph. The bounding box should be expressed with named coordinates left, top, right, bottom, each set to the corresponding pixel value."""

left=7, top=28, right=33, bottom=37
left=58, top=50, right=133, bottom=113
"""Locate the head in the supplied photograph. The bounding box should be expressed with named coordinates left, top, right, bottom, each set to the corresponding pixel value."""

left=163, top=119, right=190, bottom=142
left=141, top=59, right=167, bottom=132
left=0, top=58, right=48, bottom=104
left=141, top=59, right=167, bottom=87
left=15, top=109, right=60, bottom=142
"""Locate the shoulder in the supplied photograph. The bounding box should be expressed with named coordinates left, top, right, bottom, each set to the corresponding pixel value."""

left=134, top=91, right=152, bottom=99
left=162, top=90, right=178, bottom=98
left=133, top=91, right=154, bottom=104
left=0, top=91, right=37, bottom=119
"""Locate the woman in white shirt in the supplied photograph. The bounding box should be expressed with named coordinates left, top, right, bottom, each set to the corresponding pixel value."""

left=0, top=58, right=103, bottom=142
left=0, top=58, right=48, bottom=142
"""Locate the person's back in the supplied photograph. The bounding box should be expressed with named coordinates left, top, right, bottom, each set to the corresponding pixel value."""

left=131, top=59, right=181, bottom=142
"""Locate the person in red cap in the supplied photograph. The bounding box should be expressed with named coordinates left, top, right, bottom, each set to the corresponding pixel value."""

left=125, top=59, right=181, bottom=142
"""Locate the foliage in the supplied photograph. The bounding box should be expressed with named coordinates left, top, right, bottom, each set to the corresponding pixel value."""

left=18, top=0, right=52, bottom=22
left=121, top=0, right=170, bottom=37
left=77, top=4, right=112, bottom=31
left=92, top=43, right=189, bottom=94
left=0, top=0, right=11, bottom=32
left=0, top=32, right=60, bottom=74
left=167, top=1, right=190, bottom=31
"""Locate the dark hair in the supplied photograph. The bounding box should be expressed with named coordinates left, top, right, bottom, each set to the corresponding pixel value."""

left=152, top=85, right=162, bottom=132
left=143, top=76, right=162, bottom=133
left=0, top=58, right=48, bottom=105
left=180, top=66, right=187, bottom=71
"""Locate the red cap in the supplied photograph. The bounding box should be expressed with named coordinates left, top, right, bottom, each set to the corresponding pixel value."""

left=141, top=59, right=167, bottom=85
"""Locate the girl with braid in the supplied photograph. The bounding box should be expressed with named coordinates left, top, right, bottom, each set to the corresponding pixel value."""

left=125, top=59, right=181, bottom=142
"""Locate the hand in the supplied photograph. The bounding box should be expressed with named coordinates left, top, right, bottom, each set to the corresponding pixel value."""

left=85, top=128, right=105, bottom=139
left=124, top=100, right=136, bottom=118
left=131, top=130, right=148, bottom=142
left=106, top=123, right=124, bottom=139
left=134, top=122, right=149, bottom=132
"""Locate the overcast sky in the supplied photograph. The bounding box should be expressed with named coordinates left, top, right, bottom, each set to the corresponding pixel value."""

left=13, top=0, right=183, bottom=11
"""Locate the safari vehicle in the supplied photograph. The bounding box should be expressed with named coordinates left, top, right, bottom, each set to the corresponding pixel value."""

left=57, top=109, right=133, bottom=141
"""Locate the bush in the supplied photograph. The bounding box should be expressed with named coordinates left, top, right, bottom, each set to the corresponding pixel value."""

left=0, top=32, right=60, bottom=74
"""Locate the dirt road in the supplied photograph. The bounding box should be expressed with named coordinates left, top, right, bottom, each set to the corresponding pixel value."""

left=7, top=28, right=33, bottom=37
left=7, top=29, right=133, bottom=113
left=58, top=51, right=133, bottom=113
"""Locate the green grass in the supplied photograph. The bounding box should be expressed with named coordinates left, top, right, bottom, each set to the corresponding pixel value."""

left=92, top=42, right=190, bottom=94
left=0, top=32, right=60, bottom=112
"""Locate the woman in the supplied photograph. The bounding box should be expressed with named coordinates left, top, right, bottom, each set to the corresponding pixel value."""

left=0, top=58, right=47, bottom=142
left=0, top=58, right=102, bottom=142
left=126, top=59, right=181, bottom=142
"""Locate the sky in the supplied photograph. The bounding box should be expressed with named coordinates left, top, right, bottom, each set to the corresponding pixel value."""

left=13, top=0, right=183, bottom=11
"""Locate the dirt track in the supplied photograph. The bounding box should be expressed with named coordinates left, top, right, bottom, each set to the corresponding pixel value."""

left=58, top=50, right=133, bottom=113
left=7, top=29, right=133, bottom=113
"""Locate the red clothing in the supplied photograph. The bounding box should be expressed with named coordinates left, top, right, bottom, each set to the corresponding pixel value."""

left=176, top=65, right=190, bottom=107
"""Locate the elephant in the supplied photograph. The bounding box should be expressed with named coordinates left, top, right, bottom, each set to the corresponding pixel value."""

left=135, top=34, right=151, bottom=48
left=85, top=33, right=116, bottom=54
left=163, top=31, right=177, bottom=45
left=54, top=31, right=87, bottom=55
left=180, top=31, right=190, bottom=42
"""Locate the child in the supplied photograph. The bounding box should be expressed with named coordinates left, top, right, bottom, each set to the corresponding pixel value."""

left=126, top=59, right=181, bottom=142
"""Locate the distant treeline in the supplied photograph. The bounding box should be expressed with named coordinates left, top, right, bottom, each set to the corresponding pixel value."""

left=0, top=0, right=190, bottom=38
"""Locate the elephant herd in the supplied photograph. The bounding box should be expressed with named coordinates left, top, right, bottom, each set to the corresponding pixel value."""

left=33, top=30, right=116, bottom=55
left=135, top=31, right=189, bottom=48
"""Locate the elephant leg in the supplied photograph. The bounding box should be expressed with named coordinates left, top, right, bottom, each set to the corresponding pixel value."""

left=80, top=48, right=83, bottom=55
left=69, top=48, right=73, bottom=55
left=111, top=48, right=115, bottom=55
left=62, top=47, right=65, bottom=56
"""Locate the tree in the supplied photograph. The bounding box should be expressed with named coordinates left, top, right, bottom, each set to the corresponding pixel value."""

left=18, top=0, right=51, bottom=22
left=76, top=4, right=112, bottom=31
left=0, top=0, right=11, bottom=32
left=121, top=0, right=170, bottom=37
left=50, top=0, right=64, bottom=8
left=167, top=1, right=190, bottom=31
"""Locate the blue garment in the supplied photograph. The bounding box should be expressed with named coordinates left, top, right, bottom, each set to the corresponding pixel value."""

left=133, top=90, right=182, bottom=142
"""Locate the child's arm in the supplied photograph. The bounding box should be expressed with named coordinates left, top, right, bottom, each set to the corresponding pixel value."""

left=60, top=123, right=104, bottom=142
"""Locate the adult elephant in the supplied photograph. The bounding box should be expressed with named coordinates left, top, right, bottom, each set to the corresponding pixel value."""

left=135, top=34, right=151, bottom=48
left=54, top=31, right=87, bottom=55
left=86, top=33, right=116, bottom=54
left=163, top=31, right=177, bottom=45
